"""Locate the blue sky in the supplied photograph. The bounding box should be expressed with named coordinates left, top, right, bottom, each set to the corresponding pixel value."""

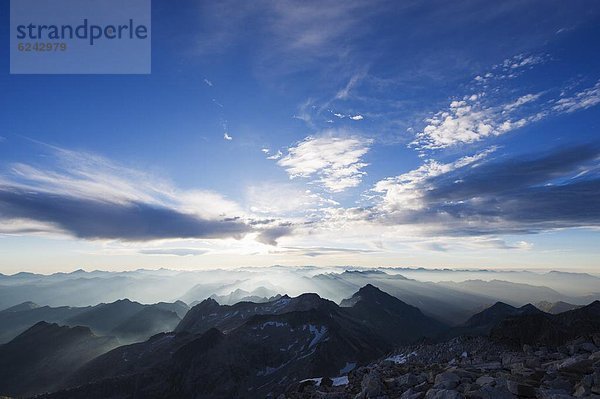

left=1, top=0, right=600, bottom=273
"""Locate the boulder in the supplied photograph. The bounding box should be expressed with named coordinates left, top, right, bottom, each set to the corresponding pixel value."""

left=476, top=376, right=495, bottom=386
left=402, top=388, right=425, bottom=399
left=537, top=388, right=575, bottom=399
left=558, top=357, right=594, bottom=374
left=398, top=373, right=421, bottom=388
left=475, top=385, right=516, bottom=399
left=425, top=388, right=465, bottom=399
left=357, top=369, right=384, bottom=398
left=577, top=342, right=596, bottom=353
left=435, top=372, right=461, bottom=389
left=506, top=380, right=536, bottom=397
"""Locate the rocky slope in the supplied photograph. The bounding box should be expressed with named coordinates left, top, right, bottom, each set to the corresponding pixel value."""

left=491, top=301, right=600, bottom=346
left=285, top=334, right=600, bottom=399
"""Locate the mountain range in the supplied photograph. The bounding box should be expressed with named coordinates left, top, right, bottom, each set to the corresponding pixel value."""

left=0, top=268, right=599, bottom=398
left=0, top=298, right=188, bottom=344
left=2, top=268, right=598, bottom=323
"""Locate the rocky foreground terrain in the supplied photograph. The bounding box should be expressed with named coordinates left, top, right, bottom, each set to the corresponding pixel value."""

left=285, top=335, right=600, bottom=399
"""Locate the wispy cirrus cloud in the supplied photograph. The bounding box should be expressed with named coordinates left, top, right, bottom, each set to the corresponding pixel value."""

left=246, top=182, right=338, bottom=215
left=474, top=53, right=548, bottom=84
left=0, top=145, right=285, bottom=243
left=554, top=80, right=600, bottom=113
left=277, top=132, right=373, bottom=192
left=194, top=0, right=381, bottom=75
left=138, top=248, right=209, bottom=256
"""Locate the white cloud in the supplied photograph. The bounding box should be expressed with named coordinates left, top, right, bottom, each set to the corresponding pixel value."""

left=503, top=93, right=542, bottom=112
left=553, top=81, right=600, bottom=113
left=373, top=147, right=496, bottom=211
left=335, top=72, right=365, bottom=100
left=203, top=78, right=213, bottom=87
left=473, top=54, right=546, bottom=84
left=278, top=133, right=372, bottom=192
left=261, top=148, right=270, bottom=154
left=247, top=183, right=338, bottom=215
left=139, top=248, right=208, bottom=256
left=350, top=115, right=364, bottom=120
left=502, top=54, right=545, bottom=70
left=224, top=132, right=233, bottom=141
left=412, top=92, right=543, bottom=149
left=267, top=150, right=283, bottom=160
left=3, top=146, right=245, bottom=222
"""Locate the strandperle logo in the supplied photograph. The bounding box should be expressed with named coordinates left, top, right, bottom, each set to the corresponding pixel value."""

left=15, top=19, right=149, bottom=46
left=10, top=0, right=151, bottom=74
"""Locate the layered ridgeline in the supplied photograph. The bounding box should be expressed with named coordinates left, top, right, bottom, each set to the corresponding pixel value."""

left=0, top=284, right=599, bottom=398
left=2, top=268, right=599, bottom=326
left=0, top=298, right=188, bottom=344
left=33, top=285, right=445, bottom=398
left=441, top=301, right=544, bottom=338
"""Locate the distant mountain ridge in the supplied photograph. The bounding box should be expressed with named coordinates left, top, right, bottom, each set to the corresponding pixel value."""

left=41, top=285, right=447, bottom=398
left=0, top=298, right=189, bottom=344
left=535, top=300, right=581, bottom=314
left=440, top=301, right=543, bottom=339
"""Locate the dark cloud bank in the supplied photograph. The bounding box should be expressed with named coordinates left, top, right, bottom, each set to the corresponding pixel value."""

left=383, top=144, right=600, bottom=235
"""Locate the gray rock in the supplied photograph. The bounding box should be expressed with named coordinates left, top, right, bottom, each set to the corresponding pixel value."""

left=357, top=369, right=384, bottom=399
left=476, top=362, right=503, bottom=370
left=506, top=380, right=536, bottom=397
left=425, top=388, right=465, bottom=399
left=537, top=388, right=575, bottom=399
left=435, top=372, right=461, bottom=389
left=580, top=342, right=597, bottom=352
left=502, top=354, right=524, bottom=367
left=580, top=374, right=594, bottom=388
left=573, top=383, right=589, bottom=397
left=414, top=381, right=432, bottom=392
left=524, top=358, right=541, bottom=369
left=398, top=373, right=421, bottom=388
left=476, top=376, right=495, bottom=386
left=545, top=377, right=573, bottom=392
left=558, top=356, right=594, bottom=374
left=402, top=388, right=425, bottom=399
left=475, top=385, right=516, bottom=399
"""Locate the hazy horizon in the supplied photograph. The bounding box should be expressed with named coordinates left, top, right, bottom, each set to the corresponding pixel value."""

left=3, top=264, right=600, bottom=277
